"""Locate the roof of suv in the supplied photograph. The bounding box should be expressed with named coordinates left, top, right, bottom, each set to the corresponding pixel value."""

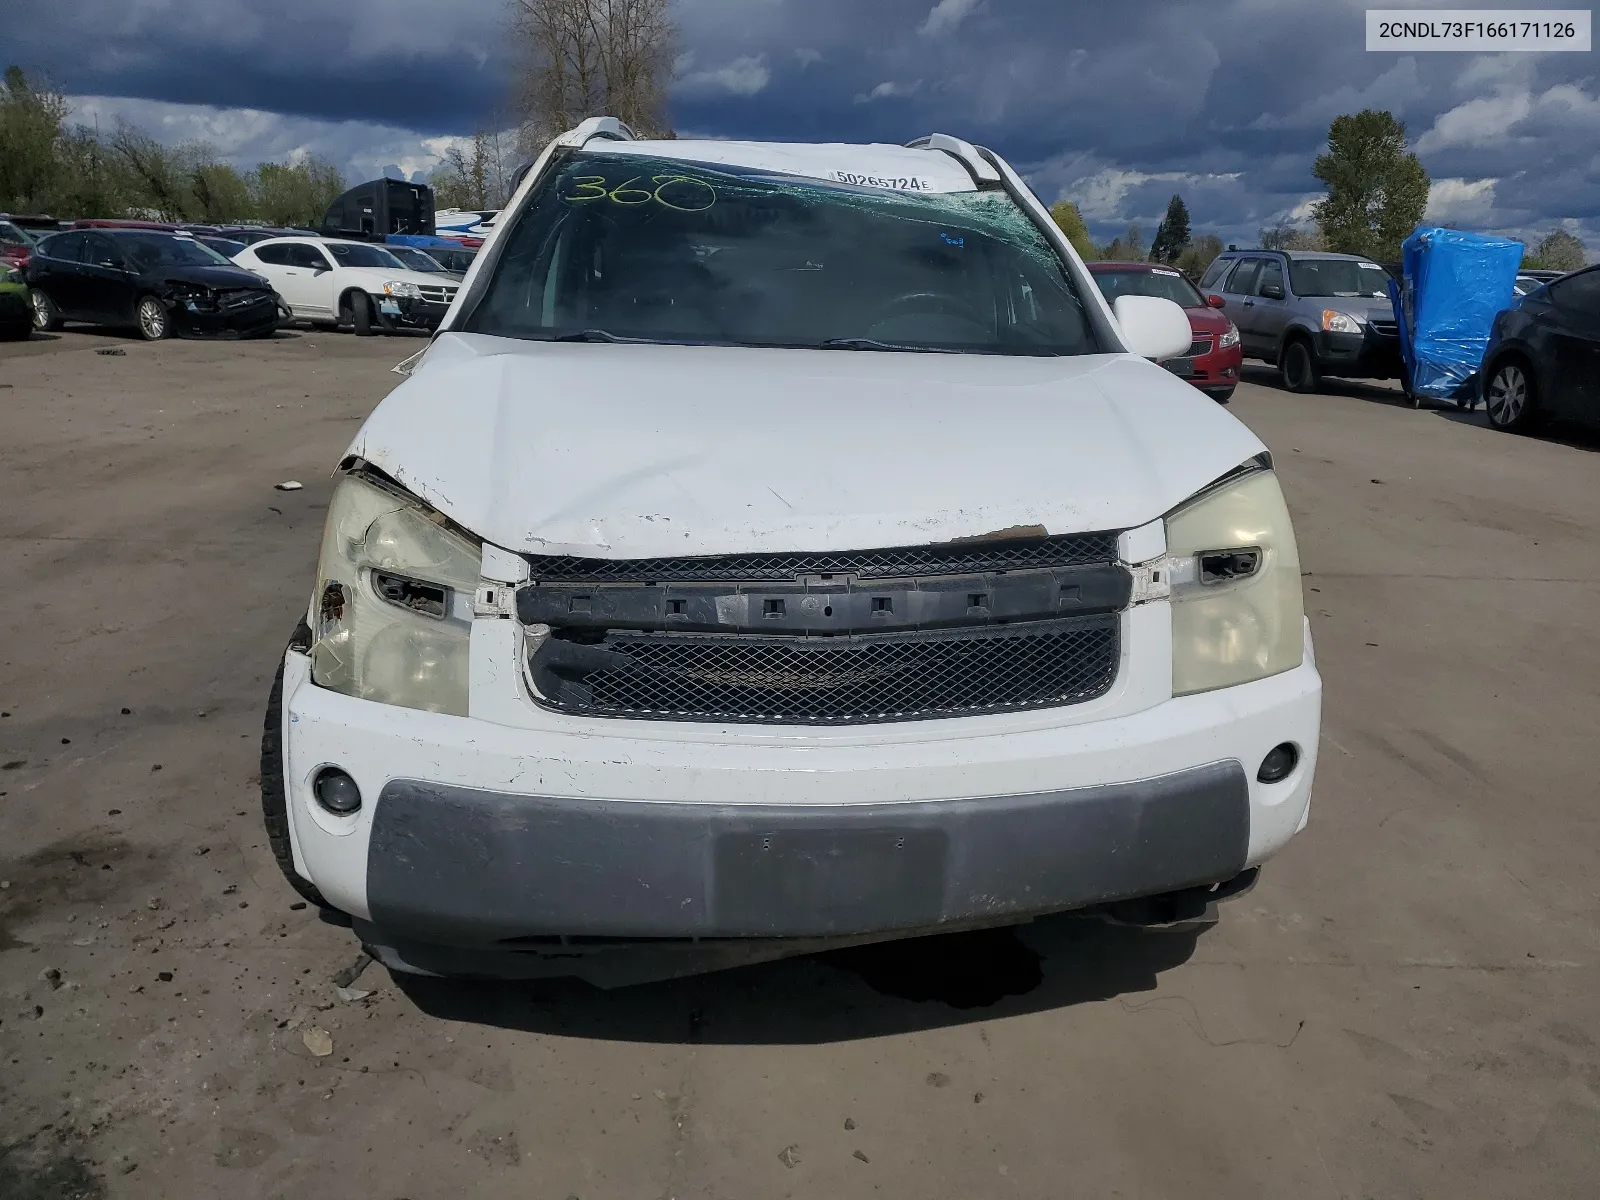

left=584, top=138, right=983, bottom=194
left=1219, top=249, right=1373, bottom=261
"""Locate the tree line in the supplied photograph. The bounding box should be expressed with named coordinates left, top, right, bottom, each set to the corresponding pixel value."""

left=1051, top=107, right=1587, bottom=277
left=0, top=66, right=345, bottom=226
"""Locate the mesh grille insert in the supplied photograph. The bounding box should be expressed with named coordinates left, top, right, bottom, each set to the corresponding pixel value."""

left=532, top=616, right=1119, bottom=725
left=524, top=532, right=1119, bottom=584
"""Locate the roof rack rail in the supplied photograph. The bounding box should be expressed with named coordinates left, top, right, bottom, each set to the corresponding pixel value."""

left=556, top=116, right=638, bottom=148
left=904, top=134, right=1002, bottom=185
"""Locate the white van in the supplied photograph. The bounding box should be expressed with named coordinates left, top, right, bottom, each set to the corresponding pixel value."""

left=261, top=119, right=1321, bottom=983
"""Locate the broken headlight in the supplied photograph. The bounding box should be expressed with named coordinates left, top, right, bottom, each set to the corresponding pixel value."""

left=1165, top=468, right=1304, bottom=696
left=308, top=473, right=480, bottom=715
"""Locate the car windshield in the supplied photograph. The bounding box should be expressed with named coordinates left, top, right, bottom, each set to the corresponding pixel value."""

left=327, top=242, right=406, bottom=269
left=0, top=221, right=34, bottom=246
left=1289, top=258, right=1392, bottom=298
left=120, top=234, right=232, bottom=269
left=1092, top=268, right=1205, bottom=308
left=392, top=248, right=445, bottom=272
left=200, top=237, right=245, bottom=258
left=464, top=152, right=1101, bottom=356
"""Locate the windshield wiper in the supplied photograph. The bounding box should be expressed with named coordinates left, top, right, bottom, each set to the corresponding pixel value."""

left=819, top=337, right=956, bottom=354
left=550, top=329, right=657, bottom=344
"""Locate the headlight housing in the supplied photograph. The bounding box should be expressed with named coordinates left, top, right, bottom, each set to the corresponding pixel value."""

left=1166, top=468, right=1304, bottom=696
left=383, top=281, right=422, bottom=299
left=308, top=473, right=480, bottom=715
left=1321, top=309, right=1361, bottom=334
left=1218, top=322, right=1240, bottom=349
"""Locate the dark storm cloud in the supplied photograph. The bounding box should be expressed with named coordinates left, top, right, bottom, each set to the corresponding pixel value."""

left=10, top=0, right=1598, bottom=247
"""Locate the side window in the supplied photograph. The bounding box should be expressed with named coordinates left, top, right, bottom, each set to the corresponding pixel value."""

left=41, top=233, right=85, bottom=263
left=85, top=235, right=120, bottom=266
left=254, top=243, right=292, bottom=266
left=1224, top=258, right=1261, bottom=295
left=290, top=243, right=331, bottom=270
left=1257, top=258, right=1284, bottom=296
left=1547, top=268, right=1600, bottom=319
left=1198, top=257, right=1231, bottom=290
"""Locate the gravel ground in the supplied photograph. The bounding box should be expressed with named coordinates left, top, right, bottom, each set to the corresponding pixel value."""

left=2, top=329, right=1598, bottom=1198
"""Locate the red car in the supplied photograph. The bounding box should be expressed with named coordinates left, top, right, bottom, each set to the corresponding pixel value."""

left=1088, top=261, right=1243, bottom=402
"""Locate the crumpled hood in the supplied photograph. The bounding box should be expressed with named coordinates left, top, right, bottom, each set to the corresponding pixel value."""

left=348, top=333, right=1266, bottom=558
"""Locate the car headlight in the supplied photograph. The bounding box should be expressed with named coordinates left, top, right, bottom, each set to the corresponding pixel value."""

left=383, top=281, right=422, bottom=299
left=1165, top=467, right=1304, bottom=696
left=308, top=473, right=480, bottom=715
left=1218, top=322, right=1240, bottom=349
left=1321, top=309, right=1361, bottom=334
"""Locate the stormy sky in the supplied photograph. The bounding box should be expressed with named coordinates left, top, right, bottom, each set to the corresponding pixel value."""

left=8, top=0, right=1597, bottom=250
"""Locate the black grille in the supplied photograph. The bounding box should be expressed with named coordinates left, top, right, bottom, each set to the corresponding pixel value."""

left=1369, top=319, right=1398, bottom=337
left=1186, top=335, right=1212, bottom=357
left=523, top=532, right=1118, bottom=584
left=531, top=616, right=1119, bottom=724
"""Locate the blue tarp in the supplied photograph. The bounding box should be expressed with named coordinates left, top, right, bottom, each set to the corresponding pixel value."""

left=1390, top=226, right=1523, bottom=403
left=385, top=233, right=468, bottom=249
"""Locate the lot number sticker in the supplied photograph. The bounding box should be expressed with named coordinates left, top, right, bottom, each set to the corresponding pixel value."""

left=830, top=171, right=937, bottom=191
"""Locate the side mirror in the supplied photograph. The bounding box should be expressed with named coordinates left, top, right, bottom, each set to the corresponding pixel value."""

left=1113, top=294, right=1192, bottom=361
left=311, top=264, right=330, bottom=275
left=1259, top=283, right=1285, bottom=300
left=1205, top=293, right=1226, bottom=309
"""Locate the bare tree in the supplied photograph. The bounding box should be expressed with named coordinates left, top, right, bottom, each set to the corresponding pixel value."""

left=510, top=0, right=676, bottom=152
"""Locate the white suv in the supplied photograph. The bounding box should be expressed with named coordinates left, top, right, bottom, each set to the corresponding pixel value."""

left=262, top=118, right=1321, bottom=983
left=233, top=237, right=458, bottom=334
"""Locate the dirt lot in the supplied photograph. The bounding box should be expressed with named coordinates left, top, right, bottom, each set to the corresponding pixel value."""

left=2, top=329, right=1598, bottom=1199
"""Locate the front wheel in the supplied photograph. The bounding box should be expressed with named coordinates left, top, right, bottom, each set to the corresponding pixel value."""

left=1207, top=386, right=1235, bottom=404
left=1279, top=339, right=1321, bottom=393
left=261, top=633, right=332, bottom=909
left=136, top=295, right=169, bottom=340
left=1484, top=360, right=1538, bottom=432
left=31, top=289, right=63, bottom=332
left=349, top=291, right=375, bottom=336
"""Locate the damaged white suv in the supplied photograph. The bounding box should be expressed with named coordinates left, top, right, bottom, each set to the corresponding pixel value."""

left=262, top=118, right=1321, bottom=983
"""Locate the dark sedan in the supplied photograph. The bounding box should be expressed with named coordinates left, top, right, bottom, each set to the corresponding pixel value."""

left=1480, top=264, right=1600, bottom=433
left=26, top=229, right=283, bottom=340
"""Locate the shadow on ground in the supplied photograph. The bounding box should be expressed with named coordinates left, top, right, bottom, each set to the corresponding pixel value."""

left=393, top=915, right=1204, bottom=1046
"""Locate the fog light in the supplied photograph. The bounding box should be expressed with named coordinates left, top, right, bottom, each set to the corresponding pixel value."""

left=313, top=768, right=362, bottom=814
left=1257, top=743, right=1299, bottom=784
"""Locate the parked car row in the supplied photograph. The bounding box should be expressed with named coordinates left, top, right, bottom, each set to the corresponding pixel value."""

left=18, top=227, right=472, bottom=341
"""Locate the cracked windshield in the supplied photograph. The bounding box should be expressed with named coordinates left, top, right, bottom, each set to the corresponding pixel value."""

left=466, top=153, right=1101, bottom=355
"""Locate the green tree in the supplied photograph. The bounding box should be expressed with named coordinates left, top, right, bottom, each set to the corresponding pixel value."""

left=1523, top=229, right=1586, bottom=272
left=1048, top=199, right=1096, bottom=261
left=109, top=121, right=193, bottom=219
left=250, top=157, right=345, bottom=227
left=1175, top=233, right=1223, bottom=280
left=1100, top=222, right=1144, bottom=262
left=0, top=66, right=69, bottom=212
left=1149, top=194, right=1191, bottom=264
left=1311, top=109, right=1429, bottom=260
left=189, top=156, right=255, bottom=222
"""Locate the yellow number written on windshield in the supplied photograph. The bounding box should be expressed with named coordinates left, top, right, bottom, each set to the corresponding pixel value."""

left=563, top=175, right=716, bottom=213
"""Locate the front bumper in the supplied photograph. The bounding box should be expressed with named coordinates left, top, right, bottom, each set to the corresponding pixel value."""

left=374, top=295, right=449, bottom=330
left=279, top=617, right=1321, bottom=947
left=1312, top=327, right=1402, bottom=378
left=172, top=293, right=280, bottom=337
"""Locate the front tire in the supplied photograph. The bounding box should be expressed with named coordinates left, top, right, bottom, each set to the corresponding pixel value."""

left=349, top=291, right=375, bottom=336
left=1484, top=359, right=1538, bottom=432
left=261, top=633, right=331, bottom=909
left=1207, top=386, right=1235, bottom=404
left=31, top=289, right=63, bottom=332
left=135, top=295, right=169, bottom=340
left=1280, top=339, right=1321, bottom=394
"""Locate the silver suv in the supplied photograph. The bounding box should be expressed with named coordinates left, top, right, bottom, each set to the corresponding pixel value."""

left=1199, top=250, right=1401, bottom=393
